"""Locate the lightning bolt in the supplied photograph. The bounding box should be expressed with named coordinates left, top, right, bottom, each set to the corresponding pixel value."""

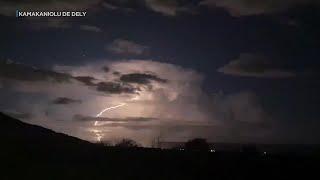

left=95, top=103, right=127, bottom=118
left=95, top=95, right=139, bottom=118
left=92, top=96, right=139, bottom=142
left=94, top=103, right=127, bottom=127
left=92, top=129, right=103, bottom=142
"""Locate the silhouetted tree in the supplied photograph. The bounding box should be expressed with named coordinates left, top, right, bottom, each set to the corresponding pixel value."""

left=185, top=138, right=209, bottom=151
left=99, top=140, right=113, bottom=147
left=115, top=138, right=139, bottom=148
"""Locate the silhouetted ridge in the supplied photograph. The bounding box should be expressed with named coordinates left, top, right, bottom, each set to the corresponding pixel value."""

left=0, top=112, right=318, bottom=180
left=0, top=112, right=91, bottom=149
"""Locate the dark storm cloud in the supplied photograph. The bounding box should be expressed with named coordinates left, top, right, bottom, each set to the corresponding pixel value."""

left=101, top=0, right=320, bottom=16
left=0, top=60, right=139, bottom=95
left=1, top=0, right=318, bottom=18
left=74, top=76, right=96, bottom=86
left=96, top=82, right=137, bottom=94
left=140, top=0, right=200, bottom=16
left=74, top=75, right=139, bottom=94
left=75, top=76, right=138, bottom=95
left=103, top=0, right=200, bottom=15
left=106, top=39, right=148, bottom=55
left=102, top=0, right=145, bottom=10
left=217, top=53, right=296, bottom=78
left=51, top=97, right=82, bottom=105
left=79, top=25, right=102, bottom=33
left=200, top=0, right=320, bottom=16
left=0, top=0, right=197, bottom=17
left=73, top=114, right=155, bottom=122
left=120, top=73, right=167, bottom=84
left=70, top=74, right=137, bottom=95
left=102, top=66, right=110, bottom=72
left=26, top=18, right=73, bottom=30
left=0, top=60, right=72, bottom=82
left=215, top=92, right=270, bottom=123
left=215, top=91, right=280, bottom=141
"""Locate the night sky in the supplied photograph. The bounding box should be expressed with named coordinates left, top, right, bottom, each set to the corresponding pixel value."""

left=0, top=0, right=320, bottom=145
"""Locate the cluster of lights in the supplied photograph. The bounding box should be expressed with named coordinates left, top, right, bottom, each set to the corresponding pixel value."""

left=178, top=148, right=216, bottom=152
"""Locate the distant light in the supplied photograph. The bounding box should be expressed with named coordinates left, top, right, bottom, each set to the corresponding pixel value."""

left=180, top=148, right=184, bottom=151
left=210, top=149, right=215, bottom=153
left=263, top=151, right=267, bottom=155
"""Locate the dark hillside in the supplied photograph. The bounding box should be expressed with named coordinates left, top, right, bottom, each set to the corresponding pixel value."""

left=0, top=112, right=318, bottom=180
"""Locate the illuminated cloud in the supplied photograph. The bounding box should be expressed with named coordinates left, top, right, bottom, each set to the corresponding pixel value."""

left=144, top=0, right=186, bottom=16
left=73, top=115, right=155, bottom=122
left=0, top=59, right=274, bottom=145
